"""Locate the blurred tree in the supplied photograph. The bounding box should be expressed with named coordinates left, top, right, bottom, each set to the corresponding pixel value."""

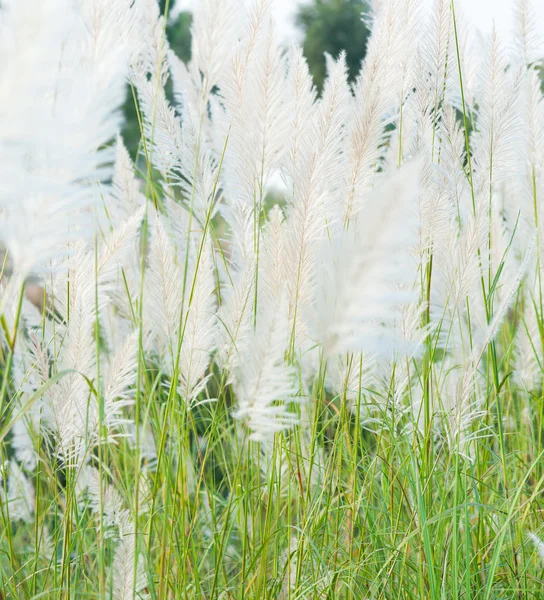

left=296, top=0, right=370, bottom=93
left=167, top=11, right=193, bottom=63
left=159, top=0, right=193, bottom=63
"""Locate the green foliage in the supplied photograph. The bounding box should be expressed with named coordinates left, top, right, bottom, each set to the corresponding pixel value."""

left=296, top=0, right=370, bottom=92
left=165, top=10, right=193, bottom=64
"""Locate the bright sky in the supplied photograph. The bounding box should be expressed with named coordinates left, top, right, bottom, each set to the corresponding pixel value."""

left=177, top=0, right=544, bottom=49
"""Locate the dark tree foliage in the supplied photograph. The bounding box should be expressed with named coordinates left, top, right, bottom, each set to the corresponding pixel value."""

left=296, top=0, right=370, bottom=93
left=167, top=11, right=193, bottom=64
left=159, top=0, right=193, bottom=63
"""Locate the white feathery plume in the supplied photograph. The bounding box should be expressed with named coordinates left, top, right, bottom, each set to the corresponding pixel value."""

left=524, top=66, right=544, bottom=182
left=144, top=207, right=217, bottom=401
left=168, top=66, right=223, bottom=224
left=328, top=353, right=366, bottom=405
left=85, top=468, right=148, bottom=600
left=445, top=238, right=534, bottom=455
left=104, top=137, right=146, bottom=324
left=418, top=0, right=456, bottom=107
left=282, top=46, right=318, bottom=185
left=204, top=2, right=285, bottom=311
left=218, top=0, right=274, bottom=127
left=472, top=28, right=523, bottom=201
left=215, top=204, right=255, bottom=372
left=134, top=76, right=183, bottom=177
left=86, top=466, right=132, bottom=534
left=0, top=0, right=133, bottom=281
left=365, top=296, right=429, bottom=429
left=341, top=0, right=416, bottom=225
left=511, top=0, right=543, bottom=67
left=514, top=285, right=542, bottom=390
left=10, top=418, right=40, bottom=472
left=402, top=55, right=436, bottom=162
left=516, top=69, right=544, bottom=240
left=10, top=334, right=51, bottom=470
left=47, top=244, right=99, bottom=464
left=217, top=0, right=290, bottom=251
left=527, top=532, right=544, bottom=563
left=48, top=210, right=144, bottom=464
left=514, top=57, right=544, bottom=383
left=223, top=22, right=290, bottom=206
left=416, top=166, right=457, bottom=269
left=110, top=526, right=149, bottom=600
left=483, top=236, right=533, bottom=343
left=434, top=106, right=473, bottom=214
left=145, top=214, right=183, bottom=362
left=132, top=0, right=169, bottom=86
left=435, top=203, right=488, bottom=322
left=221, top=200, right=257, bottom=280
left=177, top=242, right=217, bottom=405
left=136, top=57, right=221, bottom=226
left=232, top=293, right=299, bottom=441
left=180, top=0, right=242, bottom=112
left=446, top=3, right=481, bottom=110
left=403, top=92, right=462, bottom=269
left=259, top=206, right=287, bottom=306
left=315, top=164, right=421, bottom=358
left=443, top=357, right=487, bottom=460
left=402, top=0, right=456, bottom=166
left=489, top=187, right=519, bottom=281
left=106, top=137, right=146, bottom=229
left=94, top=209, right=147, bottom=303
left=131, top=1, right=218, bottom=239
left=215, top=260, right=255, bottom=377
left=103, top=330, right=139, bottom=432
left=388, top=0, right=422, bottom=117
left=283, top=53, right=350, bottom=347
left=161, top=197, right=195, bottom=264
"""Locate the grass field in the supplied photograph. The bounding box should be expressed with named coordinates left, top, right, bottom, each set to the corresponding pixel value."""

left=1, top=0, right=544, bottom=598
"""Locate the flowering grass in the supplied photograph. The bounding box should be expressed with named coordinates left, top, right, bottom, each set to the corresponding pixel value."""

left=1, top=0, right=544, bottom=598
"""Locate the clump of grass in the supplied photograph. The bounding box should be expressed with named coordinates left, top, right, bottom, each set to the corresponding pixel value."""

left=1, top=0, right=544, bottom=598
